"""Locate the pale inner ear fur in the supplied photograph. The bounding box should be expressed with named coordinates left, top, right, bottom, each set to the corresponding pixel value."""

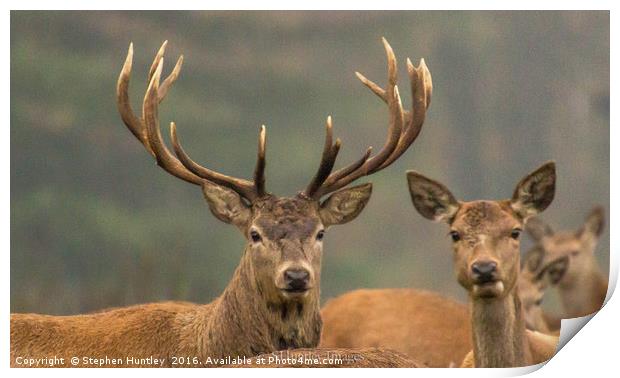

left=406, top=171, right=460, bottom=223
left=201, top=182, right=252, bottom=230
left=319, top=183, right=372, bottom=227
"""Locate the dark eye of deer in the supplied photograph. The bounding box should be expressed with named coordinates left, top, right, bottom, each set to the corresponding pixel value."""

left=511, top=229, right=522, bottom=240
left=316, top=230, right=325, bottom=241
left=250, top=230, right=262, bottom=243
left=571, top=250, right=579, bottom=257
left=535, top=298, right=543, bottom=306
left=449, top=231, right=461, bottom=242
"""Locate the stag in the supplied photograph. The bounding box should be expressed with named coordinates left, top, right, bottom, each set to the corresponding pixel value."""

left=11, top=38, right=432, bottom=367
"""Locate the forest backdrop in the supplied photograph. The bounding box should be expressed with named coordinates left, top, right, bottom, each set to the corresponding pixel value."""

left=11, top=11, right=609, bottom=314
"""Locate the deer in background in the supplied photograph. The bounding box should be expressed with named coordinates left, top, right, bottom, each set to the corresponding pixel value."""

left=406, top=162, right=559, bottom=368
left=525, top=207, right=608, bottom=320
left=519, top=247, right=569, bottom=334
left=11, top=38, right=432, bottom=367
left=320, top=222, right=567, bottom=367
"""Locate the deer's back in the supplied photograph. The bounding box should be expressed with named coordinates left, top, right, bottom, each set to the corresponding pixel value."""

left=320, top=288, right=472, bottom=367
left=11, top=301, right=201, bottom=367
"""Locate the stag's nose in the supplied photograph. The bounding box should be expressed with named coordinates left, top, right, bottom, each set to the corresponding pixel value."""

left=283, top=269, right=310, bottom=291
left=471, top=261, right=497, bottom=284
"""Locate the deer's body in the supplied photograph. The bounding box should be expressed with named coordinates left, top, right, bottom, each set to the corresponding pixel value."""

left=11, top=39, right=432, bottom=367
left=226, top=348, right=424, bottom=368
left=11, top=257, right=322, bottom=367
left=319, top=255, right=564, bottom=368
left=320, top=289, right=471, bottom=367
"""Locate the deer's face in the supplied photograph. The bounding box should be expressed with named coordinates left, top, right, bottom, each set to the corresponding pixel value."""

left=525, top=207, right=604, bottom=287
left=406, top=162, right=556, bottom=301
left=449, top=202, right=524, bottom=299
left=200, top=182, right=372, bottom=303
left=246, top=197, right=324, bottom=301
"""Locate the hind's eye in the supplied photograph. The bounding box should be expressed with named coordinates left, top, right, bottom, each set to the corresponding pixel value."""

left=316, top=230, right=325, bottom=241
left=449, top=231, right=461, bottom=242
left=250, top=230, right=262, bottom=243
left=535, top=298, right=543, bottom=306
left=511, top=229, right=522, bottom=240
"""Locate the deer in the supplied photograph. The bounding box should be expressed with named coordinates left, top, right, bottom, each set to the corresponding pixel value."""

left=406, top=162, right=559, bottom=368
left=525, top=207, right=608, bottom=320
left=319, top=239, right=567, bottom=367
left=10, top=38, right=432, bottom=367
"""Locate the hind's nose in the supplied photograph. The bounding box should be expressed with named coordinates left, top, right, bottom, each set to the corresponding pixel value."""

left=471, top=261, right=497, bottom=284
left=283, top=269, right=310, bottom=291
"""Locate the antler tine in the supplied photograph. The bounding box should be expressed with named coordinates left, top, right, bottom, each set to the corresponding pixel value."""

left=117, top=41, right=185, bottom=156
left=307, top=38, right=431, bottom=199
left=168, top=122, right=258, bottom=200
left=254, top=125, right=267, bottom=197
left=142, top=60, right=205, bottom=185
left=119, top=41, right=267, bottom=201
left=375, top=57, right=432, bottom=170
left=304, top=116, right=342, bottom=197
left=311, top=38, right=404, bottom=197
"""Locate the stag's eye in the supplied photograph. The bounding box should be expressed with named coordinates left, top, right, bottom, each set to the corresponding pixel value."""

left=316, top=230, right=325, bottom=241
left=535, top=298, right=543, bottom=306
left=571, top=250, right=579, bottom=257
left=449, top=231, right=461, bottom=242
left=511, top=228, right=522, bottom=240
left=250, top=230, right=262, bottom=243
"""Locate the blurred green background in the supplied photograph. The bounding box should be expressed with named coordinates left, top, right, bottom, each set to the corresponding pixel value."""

left=11, top=11, right=609, bottom=315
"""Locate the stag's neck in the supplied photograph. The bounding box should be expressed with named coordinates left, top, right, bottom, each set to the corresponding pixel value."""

left=471, top=291, right=528, bottom=368
left=192, top=249, right=322, bottom=362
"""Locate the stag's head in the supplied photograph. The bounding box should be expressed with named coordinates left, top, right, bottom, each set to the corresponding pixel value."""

left=524, top=207, right=604, bottom=288
left=117, top=39, right=432, bottom=304
left=406, top=163, right=556, bottom=300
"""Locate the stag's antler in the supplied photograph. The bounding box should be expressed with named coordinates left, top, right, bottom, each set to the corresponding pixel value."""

left=116, top=41, right=267, bottom=201
left=303, top=38, right=432, bottom=199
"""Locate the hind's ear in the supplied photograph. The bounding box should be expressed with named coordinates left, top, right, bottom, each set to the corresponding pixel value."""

left=578, top=206, right=605, bottom=240
left=406, top=171, right=460, bottom=223
left=511, top=162, right=556, bottom=220
left=319, top=183, right=372, bottom=226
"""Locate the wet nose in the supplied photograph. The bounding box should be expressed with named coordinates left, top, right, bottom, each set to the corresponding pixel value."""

left=283, top=269, right=310, bottom=291
left=471, top=261, right=497, bottom=283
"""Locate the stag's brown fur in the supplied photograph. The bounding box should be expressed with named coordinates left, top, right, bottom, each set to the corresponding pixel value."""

left=226, top=348, right=424, bottom=368
left=11, top=237, right=323, bottom=367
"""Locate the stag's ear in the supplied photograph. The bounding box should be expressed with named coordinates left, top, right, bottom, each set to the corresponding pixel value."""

left=201, top=181, right=252, bottom=230
left=510, top=162, right=556, bottom=220
left=544, top=256, right=569, bottom=285
left=578, top=206, right=605, bottom=240
left=406, top=171, right=460, bottom=223
left=319, top=183, right=372, bottom=226
left=525, top=217, right=554, bottom=242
